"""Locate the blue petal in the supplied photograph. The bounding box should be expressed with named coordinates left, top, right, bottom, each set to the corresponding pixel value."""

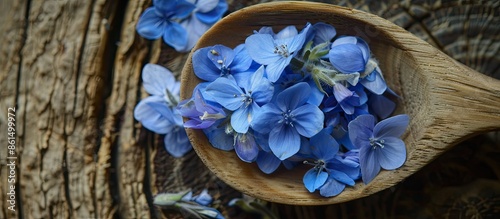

left=153, top=0, right=176, bottom=14
left=376, top=137, right=406, bottom=170
left=269, top=125, right=300, bottom=160
left=303, top=168, right=328, bottom=192
left=361, top=70, right=387, bottom=95
left=195, top=0, right=227, bottom=24
left=231, top=44, right=253, bottom=73
left=333, top=83, right=353, bottom=103
left=208, top=44, right=235, bottom=70
left=256, top=151, right=281, bottom=174
left=231, top=104, right=253, bottom=133
left=330, top=169, right=355, bottom=186
left=368, top=93, right=395, bottom=119
left=292, top=104, right=324, bottom=138
left=205, top=127, right=234, bottom=151
left=234, top=134, right=259, bottom=162
left=245, top=34, right=282, bottom=65
left=329, top=44, right=366, bottom=73
left=373, top=114, right=409, bottom=139
left=249, top=66, right=274, bottom=104
left=179, top=16, right=211, bottom=52
left=193, top=189, right=213, bottom=206
left=142, top=64, right=178, bottom=96
left=134, top=96, right=175, bottom=134
left=192, top=47, right=221, bottom=81
left=251, top=104, right=282, bottom=134
left=288, top=23, right=310, bottom=52
left=312, top=22, right=337, bottom=45
left=331, top=36, right=357, bottom=46
left=319, top=177, right=345, bottom=197
left=163, top=22, right=188, bottom=51
left=194, top=0, right=218, bottom=13
left=275, top=25, right=298, bottom=39
left=265, top=56, right=292, bottom=82
left=276, top=82, right=310, bottom=112
left=164, top=128, right=192, bottom=157
left=171, top=0, right=196, bottom=20
left=136, top=7, right=166, bottom=40
left=310, top=127, right=339, bottom=160
left=205, top=77, right=243, bottom=110
left=306, top=79, right=324, bottom=106
left=359, top=145, right=380, bottom=184
left=347, top=114, right=375, bottom=149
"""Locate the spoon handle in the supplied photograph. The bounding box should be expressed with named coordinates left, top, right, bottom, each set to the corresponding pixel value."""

left=413, top=49, right=500, bottom=145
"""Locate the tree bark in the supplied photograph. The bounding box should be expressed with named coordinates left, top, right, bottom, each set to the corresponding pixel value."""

left=0, top=0, right=498, bottom=218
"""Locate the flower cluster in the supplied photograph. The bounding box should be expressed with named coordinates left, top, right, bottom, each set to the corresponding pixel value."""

left=179, top=22, right=410, bottom=197
left=154, top=189, right=224, bottom=218
left=134, top=64, right=192, bottom=157
left=136, top=0, right=227, bottom=52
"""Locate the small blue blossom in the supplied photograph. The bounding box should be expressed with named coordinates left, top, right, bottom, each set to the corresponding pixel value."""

left=328, top=36, right=370, bottom=74
left=136, top=0, right=227, bottom=52
left=319, top=151, right=359, bottom=197
left=252, top=82, right=324, bottom=160
left=177, top=88, right=226, bottom=129
left=302, top=127, right=339, bottom=193
left=133, top=64, right=192, bottom=157
left=245, top=23, right=311, bottom=82
left=192, top=44, right=253, bottom=82
left=205, top=66, right=274, bottom=134
left=348, top=114, right=409, bottom=184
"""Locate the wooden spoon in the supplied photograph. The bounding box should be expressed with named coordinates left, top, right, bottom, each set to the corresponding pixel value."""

left=180, top=1, right=500, bottom=205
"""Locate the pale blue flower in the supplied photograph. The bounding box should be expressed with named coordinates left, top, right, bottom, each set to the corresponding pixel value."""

left=133, top=64, right=192, bottom=157
left=136, top=0, right=195, bottom=51
left=302, top=127, right=339, bottom=192
left=192, top=44, right=253, bottom=82
left=245, top=23, right=311, bottom=82
left=252, top=82, right=324, bottom=160
left=205, top=66, right=274, bottom=133
left=348, top=114, right=409, bottom=184
left=136, top=0, right=227, bottom=52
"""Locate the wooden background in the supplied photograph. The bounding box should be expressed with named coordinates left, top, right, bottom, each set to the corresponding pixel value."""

left=0, top=0, right=499, bottom=218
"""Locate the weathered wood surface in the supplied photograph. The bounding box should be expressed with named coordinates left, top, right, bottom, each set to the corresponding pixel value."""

left=0, top=0, right=498, bottom=218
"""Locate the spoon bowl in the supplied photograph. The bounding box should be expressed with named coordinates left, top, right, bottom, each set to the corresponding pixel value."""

left=180, top=1, right=500, bottom=205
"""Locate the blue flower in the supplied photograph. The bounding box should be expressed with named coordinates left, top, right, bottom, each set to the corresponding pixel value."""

left=252, top=82, right=324, bottom=160
left=302, top=127, right=339, bottom=192
left=136, top=0, right=195, bottom=51
left=319, top=151, right=359, bottom=197
left=328, top=36, right=370, bottom=74
left=245, top=23, right=311, bottom=82
left=177, top=88, right=226, bottom=129
left=136, top=0, right=227, bottom=52
left=205, top=66, right=274, bottom=133
left=192, top=44, right=253, bottom=82
left=348, top=114, right=409, bottom=184
left=133, top=64, right=192, bottom=157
